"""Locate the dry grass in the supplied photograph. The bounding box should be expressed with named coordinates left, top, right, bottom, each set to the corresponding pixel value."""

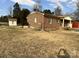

left=0, top=26, right=79, bottom=58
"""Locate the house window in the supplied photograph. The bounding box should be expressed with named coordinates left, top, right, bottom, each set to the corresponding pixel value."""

left=34, top=18, right=37, bottom=23
left=53, top=19, right=58, bottom=23
left=58, top=20, right=60, bottom=23
left=48, top=18, right=53, bottom=24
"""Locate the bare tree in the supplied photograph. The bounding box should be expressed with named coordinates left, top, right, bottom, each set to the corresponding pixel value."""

left=33, top=0, right=42, bottom=12
left=8, top=6, right=13, bottom=17
left=54, top=6, right=62, bottom=16
left=74, top=0, right=79, bottom=20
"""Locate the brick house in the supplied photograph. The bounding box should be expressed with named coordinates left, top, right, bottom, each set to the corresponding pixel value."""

left=27, top=12, right=72, bottom=30
left=27, top=12, right=61, bottom=30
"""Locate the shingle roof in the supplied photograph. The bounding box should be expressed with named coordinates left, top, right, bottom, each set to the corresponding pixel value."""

left=44, top=13, right=64, bottom=19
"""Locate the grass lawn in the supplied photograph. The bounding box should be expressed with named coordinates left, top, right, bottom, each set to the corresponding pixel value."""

left=0, top=26, right=79, bottom=58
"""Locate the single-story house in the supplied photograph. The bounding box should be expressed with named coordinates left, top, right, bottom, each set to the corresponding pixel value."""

left=27, top=12, right=72, bottom=30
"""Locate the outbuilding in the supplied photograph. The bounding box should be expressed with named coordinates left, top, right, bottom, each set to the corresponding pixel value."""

left=8, top=17, right=17, bottom=26
left=72, top=20, right=79, bottom=29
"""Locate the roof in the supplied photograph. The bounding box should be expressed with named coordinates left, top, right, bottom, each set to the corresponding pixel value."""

left=29, top=12, right=64, bottom=19
left=44, top=13, right=64, bottom=19
left=28, top=12, right=74, bottom=21
left=30, top=11, right=43, bottom=15
left=64, top=16, right=72, bottom=20
left=8, top=17, right=17, bottom=21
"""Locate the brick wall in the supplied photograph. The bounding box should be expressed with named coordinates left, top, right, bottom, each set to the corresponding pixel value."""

left=44, top=17, right=60, bottom=30
left=27, top=12, right=60, bottom=30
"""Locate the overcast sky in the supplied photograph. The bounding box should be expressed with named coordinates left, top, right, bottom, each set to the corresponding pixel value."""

left=0, top=0, right=77, bottom=16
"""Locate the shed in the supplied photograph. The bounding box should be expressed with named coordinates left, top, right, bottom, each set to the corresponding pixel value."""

left=8, top=18, right=17, bottom=26
left=72, top=20, right=79, bottom=29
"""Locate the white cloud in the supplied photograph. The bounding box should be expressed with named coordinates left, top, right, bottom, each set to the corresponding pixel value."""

left=63, top=0, right=77, bottom=10
left=47, top=0, right=77, bottom=11
left=47, top=0, right=64, bottom=10
left=10, top=0, right=36, bottom=6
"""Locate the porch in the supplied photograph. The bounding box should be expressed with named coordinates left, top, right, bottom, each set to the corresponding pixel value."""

left=59, top=16, right=72, bottom=28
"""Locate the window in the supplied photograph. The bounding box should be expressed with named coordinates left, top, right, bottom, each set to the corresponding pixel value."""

left=58, top=20, right=60, bottom=23
left=53, top=19, right=58, bottom=23
left=48, top=18, right=53, bottom=24
left=34, top=18, right=37, bottom=23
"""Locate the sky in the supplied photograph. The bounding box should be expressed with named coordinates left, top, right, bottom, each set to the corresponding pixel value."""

left=0, top=0, right=78, bottom=16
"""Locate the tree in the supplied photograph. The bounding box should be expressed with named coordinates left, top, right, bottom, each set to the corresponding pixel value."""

left=20, top=9, right=30, bottom=27
left=54, top=7, right=62, bottom=16
left=13, top=3, right=21, bottom=24
left=43, top=9, right=52, bottom=14
left=74, top=0, right=79, bottom=20
left=13, top=2, right=21, bottom=18
left=51, top=12, right=54, bottom=15
left=0, top=16, right=8, bottom=22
